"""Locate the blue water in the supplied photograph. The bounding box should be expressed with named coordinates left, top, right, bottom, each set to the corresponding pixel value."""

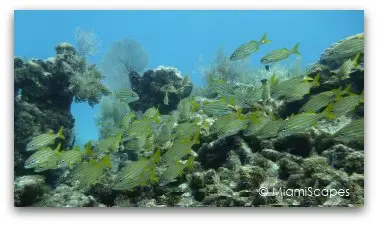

left=14, top=10, right=364, bottom=146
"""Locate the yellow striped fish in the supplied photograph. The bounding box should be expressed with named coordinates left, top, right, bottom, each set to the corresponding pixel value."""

left=24, top=143, right=62, bottom=171
left=334, top=118, right=364, bottom=143
left=260, top=43, right=300, bottom=64
left=26, top=127, right=65, bottom=151
left=112, top=150, right=160, bottom=191
left=230, top=33, right=271, bottom=61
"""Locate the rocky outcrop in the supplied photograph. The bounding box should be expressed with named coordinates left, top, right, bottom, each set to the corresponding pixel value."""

left=129, top=66, right=193, bottom=114
left=14, top=43, right=109, bottom=176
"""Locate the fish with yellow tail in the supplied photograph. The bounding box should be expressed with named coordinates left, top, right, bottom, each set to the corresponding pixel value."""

left=26, top=126, right=65, bottom=151
left=230, top=33, right=271, bottom=61
left=261, top=43, right=300, bottom=64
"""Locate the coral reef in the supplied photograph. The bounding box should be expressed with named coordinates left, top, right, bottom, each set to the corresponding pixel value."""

left=34, top=183, right=101, bottom=207
left=14, top=34, right=364, bottom=208
left=14, top=175, right=49, bottom=206
left=129, top=66, right=193, bottom=114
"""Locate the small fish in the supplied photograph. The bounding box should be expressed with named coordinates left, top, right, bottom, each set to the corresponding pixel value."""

left=174, top=122, right=200, bottom=142
left=299, top=90, right=337, bottom=113
left=290, top=75, right=320, bottom=100
left=160, top=138, right=194, bottom=166
left=178, top=98, right=192, bottom=122
left=26, top=126, right=65, bottom=151
left=322, top=33, right=364, bottom=61
left=216, top=117, right=247, bottom=139
left=331, top=53, right=361, bottom=80
left=159, top=156, right=194, bottom=186
left=210, top=113, right=240, bottom=135
left=230, top=33, right=271, bottom=61
left=97, top=133, right=122, bottom=153
left=155, top=121, right=175, bottom=147
left=210, top=111, right=247, bottom=139
left=261, top=43, right=300, bottom=64
left=334, top=118, right=363, bottom=143
left=143, top=107, right=159, bottom=119
left=202, top=100, right=233, bottom=117
left=231, top=88, right=254, bottom=108
left=68, top=155, right=111, bottom=190
left=255, top=120, right=284, bottom=139
left=24, top=143, right=62, bottom=171
left=112, top=150, right=160, bottom=191
left=164, top=91, right=169, bottom=105
left=208, top=77, right=233, bottom=97
left=271, top=74, right=319, bottom=100
left=126, top=119, right=151, bottom=138
left=115, top=88, right=139, bottom=103
left=279, top=104, right=336, bottom=136
left=120, top=112, right=136, bottom=130
left=330, top=93, right=363, bottom=117
left=124, top=136, right=146, bottom=151
left=57, top=146, right=83, bottom=169
left=243, top=111, right=270, bottom=136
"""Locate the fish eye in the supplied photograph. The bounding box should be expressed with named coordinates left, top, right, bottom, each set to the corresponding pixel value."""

left=61, top=160, right=65, bottom=163
left=30, top=144, right=34, bottom=147
left=31, top=160, right=35, bottom=164
left=282, top=128, right=287, bottom=132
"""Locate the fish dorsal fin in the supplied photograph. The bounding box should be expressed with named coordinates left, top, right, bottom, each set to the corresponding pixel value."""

left=151, top=149, right=161, bottom=164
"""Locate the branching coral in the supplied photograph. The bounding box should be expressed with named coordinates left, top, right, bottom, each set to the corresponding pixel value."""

left=96, top=96, right=130, bottom=138
left=69, top=64, right=111, bottom=107
left=74, top=28, right=101, bottom=57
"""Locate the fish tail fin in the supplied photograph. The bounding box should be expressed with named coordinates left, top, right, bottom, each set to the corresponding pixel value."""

left=151, top=149, right=161, bottom=164
left=55, top=143, right=62, bottom=152
left=260, top=33, right=271, bottom=44
left=57, top=126, right=65, bottom=140
left=270, top=73, right=279, bottom=86
left=360, top=91, right=364, bottom=103
left=84, top=144, right=92, bottom=155
left=332, top=88, right=343, bottom=101
left=150, top=167, right=159, bottom=183
left=344, top=84, right=352, bottom=95
left=322, top=103, right=336, bottom=120
left=291, top=43, right=300, bottom=55
left=313, top=74, right=320, bottom=87
left=100, top=154, right=112, bottom=169
left=352, top=53, right=361, bottom=67
left=186, top=155, right=195, bottom=170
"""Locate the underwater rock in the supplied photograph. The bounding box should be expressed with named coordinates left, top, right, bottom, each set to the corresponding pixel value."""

left=322, top=144, right=363, bottom=174
left=14, top=175, right=48, bottom=207
left=344, top=151, right=364, bottom=175
left=273, top=133, right=314, bottom=157
left=197, top=136, right=241, bottom=169
left=35, top=183, right=98, bottom=207
left=129, top=66, right=193, bottom=114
